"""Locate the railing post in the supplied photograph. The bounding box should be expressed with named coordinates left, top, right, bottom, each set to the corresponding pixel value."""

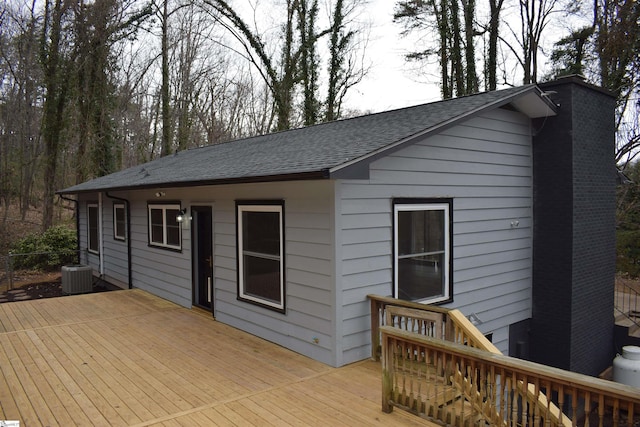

left=371, top=298, right=381, bottom=361
left=381, top=330, right=393, bottom=413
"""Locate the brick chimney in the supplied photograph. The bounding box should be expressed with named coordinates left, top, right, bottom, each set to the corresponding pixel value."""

left=530, top=76, right=617, bottom=376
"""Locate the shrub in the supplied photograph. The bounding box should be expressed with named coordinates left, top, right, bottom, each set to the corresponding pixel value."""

left=9, top=226, right=77, bottom=271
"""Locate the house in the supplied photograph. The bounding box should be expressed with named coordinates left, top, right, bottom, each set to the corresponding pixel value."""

left=58, top=75, right=616, bottom=375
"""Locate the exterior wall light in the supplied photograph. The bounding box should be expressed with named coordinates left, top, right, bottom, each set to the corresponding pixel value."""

left=176, top=208, right=189, bottom=223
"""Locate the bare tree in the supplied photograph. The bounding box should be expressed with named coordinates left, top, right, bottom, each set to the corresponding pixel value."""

left=593, top=0, right=640, bottom=166
left=500, top=0, right=564, bottom=84
left=546, top=0, right=639, bottom=164
left=394, top=0, right=478, bottom=98
left=0, top=1, right=44, bottom=222
left=199, top=0, right=367, bottom=130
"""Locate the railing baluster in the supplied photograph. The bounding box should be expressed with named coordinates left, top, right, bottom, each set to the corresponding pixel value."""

left=401, top=341, right=408, bottom=406
left=583, top=391, right=590, bottom=427
left=511, top=372, right=519, bottom=427
left=558, top=384, right=565, bottom=426
left=522, top=373, right=531, bottom=427
left=479, top=359, right=487, bottom=422
left=460, top=356, right=467, bottom=426
left=436, top=348, right=442, bottom=417
left=416, top=348, right=428, bottom=413
left=498, top=367, right=505, bottom=423
left=571, top=387, right=578, bottom=427
left=533, top=377, right=541, bottom=426
left=598, top=393, right=605, bottom=427
left=545, top=379, right=552, bottom=427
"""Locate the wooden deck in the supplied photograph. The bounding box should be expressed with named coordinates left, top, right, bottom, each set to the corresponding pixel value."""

left=0, top=289, right=436, bottom=426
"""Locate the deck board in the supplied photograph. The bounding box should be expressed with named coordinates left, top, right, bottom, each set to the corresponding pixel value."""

left=0, top=289, right=438, bottom=426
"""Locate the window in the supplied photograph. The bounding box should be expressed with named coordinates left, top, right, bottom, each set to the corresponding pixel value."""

left=148, top=204, right=182, bottom=250
left=88, top=203, right=99, bottom=254
left=236, top=201, right=285, bottom=312
left=113, top=203, right=126, bottom=241
left=393, top=199, right=452, bottom=304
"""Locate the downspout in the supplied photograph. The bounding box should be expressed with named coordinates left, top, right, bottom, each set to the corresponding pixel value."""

left=98, top=193, right=104, bottom=276
left=58, top=194, right=80, bottom=264
left=105, top=192, right=133, bottom=289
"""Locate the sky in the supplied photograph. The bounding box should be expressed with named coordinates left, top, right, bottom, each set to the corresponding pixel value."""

left=341, top=0, right=443, bottom=113
left=345, top=0, right=580, bottom=114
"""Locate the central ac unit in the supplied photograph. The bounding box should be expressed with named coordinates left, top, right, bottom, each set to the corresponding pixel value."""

left=61, top=264, right=93, bottom=294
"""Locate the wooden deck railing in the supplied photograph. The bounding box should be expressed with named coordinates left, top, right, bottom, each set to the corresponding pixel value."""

left=381, top=326, right=640, bottom=426
left=368, top=294, right=500, bottom=361
left=369, top=294, right=640, bottom=426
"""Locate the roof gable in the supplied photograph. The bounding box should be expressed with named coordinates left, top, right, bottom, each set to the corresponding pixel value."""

left=59, top=84, right=555, bottom=194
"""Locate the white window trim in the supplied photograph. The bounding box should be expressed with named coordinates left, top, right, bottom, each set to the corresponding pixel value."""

left=113, top=203, right=126, bottom=241
left=393, top=202, right=451, bottom=304
left=88, top=203, right=100, bottom=254
left=237, top=203, right=285, bottom=311
left=148, top=203, right=182, bottom=250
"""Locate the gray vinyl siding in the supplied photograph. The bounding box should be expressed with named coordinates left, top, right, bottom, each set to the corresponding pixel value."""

left=128, top=195, right=192, bottom=306
left=338, top=108, right=533, bottom=360
left=77, top=191, right=193, bottom=305
left=205, top=181, right=336, bottom=366
left=88, top=181, right=337, bottom=365
left=101, top=199, right=128, bottom=287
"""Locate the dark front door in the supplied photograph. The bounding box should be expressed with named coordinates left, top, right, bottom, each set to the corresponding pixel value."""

left=191, top=206, right=213, bottom=313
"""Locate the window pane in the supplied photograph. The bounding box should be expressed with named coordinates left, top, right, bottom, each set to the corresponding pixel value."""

left=150, top=209, right=163, bottom=226
left=151, top=225, right=164, bottom=243
left=243, top=254, right=281, bottom=303
left=150, top=209, right=163, bottom=243
left=166, top=209, right=180, bottom=227
left=396, top=204, right=449, bottom=303
left=242, top=211, right=280, bottom=255
left=166, top=224, right=180, bottom=246
left=398, top=210, right=444, bottom=256
left=398, top=253, right=445, bottom=301
left=88, top=206, right=99, bottom=251
left=115, top=207, right=125, bottom=238
left=165, top=209, right=181, bottom=246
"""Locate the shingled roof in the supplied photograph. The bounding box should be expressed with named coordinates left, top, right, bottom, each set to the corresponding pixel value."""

left=58, top=84, right=555, bottom=194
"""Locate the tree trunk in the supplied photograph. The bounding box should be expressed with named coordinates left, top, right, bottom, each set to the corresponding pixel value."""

left=462, top=0, right=477, bottom=93
left=326, top=0, right=344, bottom=122
left=161, top=0, right=172, bottom=156
left=41, top=0, right=69, bottom=231
left=487, top=0, right=503, bottom=90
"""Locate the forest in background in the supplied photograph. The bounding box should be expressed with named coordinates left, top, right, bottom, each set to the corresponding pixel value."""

left=0, top=0, right=639, bottom=274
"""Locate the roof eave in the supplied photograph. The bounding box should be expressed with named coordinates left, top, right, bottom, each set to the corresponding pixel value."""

left=56, top=170, right=330, bottom=195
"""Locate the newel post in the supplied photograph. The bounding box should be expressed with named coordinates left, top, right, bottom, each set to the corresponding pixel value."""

left=370, top=297, right=381, bottom=361
left=381, top=328, right=393, bottom=413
